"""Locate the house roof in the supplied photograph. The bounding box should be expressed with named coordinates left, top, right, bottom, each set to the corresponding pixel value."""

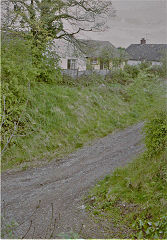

left=126, top=44, right=167, bottom=62
left=77, top=39, right=120, bottom=58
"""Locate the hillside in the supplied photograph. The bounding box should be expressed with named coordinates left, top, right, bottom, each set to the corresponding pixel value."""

left=2, top=67, right=165, bottom=170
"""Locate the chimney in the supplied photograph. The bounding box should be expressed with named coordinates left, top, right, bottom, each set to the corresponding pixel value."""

left=140, top=38, right=146, bottom=44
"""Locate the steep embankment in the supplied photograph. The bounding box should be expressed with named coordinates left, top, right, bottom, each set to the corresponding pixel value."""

left=2, top=71, right=164, bottom=170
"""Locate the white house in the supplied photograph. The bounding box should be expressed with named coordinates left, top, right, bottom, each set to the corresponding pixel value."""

left=53, top=39, right=125, bottom=71
left=126, top=38, right=167, bottom=66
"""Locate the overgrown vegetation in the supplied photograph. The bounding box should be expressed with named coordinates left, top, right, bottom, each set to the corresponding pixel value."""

left=1, top=38, right=166, bottom=170
left=86, top=107, right=167, bottom=238
left=1, top=34, right=60, bottom=156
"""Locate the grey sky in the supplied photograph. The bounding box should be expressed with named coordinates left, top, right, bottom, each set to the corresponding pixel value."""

left=78, top=0, right=167, bottom=47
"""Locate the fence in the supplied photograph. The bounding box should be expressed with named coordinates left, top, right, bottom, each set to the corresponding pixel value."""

left=61, top=69, right=111, bottom=79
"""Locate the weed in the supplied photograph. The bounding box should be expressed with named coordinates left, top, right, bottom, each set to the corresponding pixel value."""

left=133, top=216, right=167, bottom=239
left=1, top=217, right=19, bottom=239
left=85, top=109, right=167, bottom=238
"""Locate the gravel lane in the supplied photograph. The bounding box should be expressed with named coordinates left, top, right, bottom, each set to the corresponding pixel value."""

left=1, top=122, right=144, bottom=238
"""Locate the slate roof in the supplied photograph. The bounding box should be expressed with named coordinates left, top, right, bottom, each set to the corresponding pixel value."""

left=126, top=44, right=167, bottom=62
left=77, top=39, right=120, bottom=58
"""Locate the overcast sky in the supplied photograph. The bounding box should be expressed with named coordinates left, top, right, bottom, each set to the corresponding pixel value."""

left=78, top=0, right=167, bottom=48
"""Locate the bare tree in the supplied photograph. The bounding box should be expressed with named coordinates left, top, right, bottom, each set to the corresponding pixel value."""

left=6, top=0, right=115, bottom=44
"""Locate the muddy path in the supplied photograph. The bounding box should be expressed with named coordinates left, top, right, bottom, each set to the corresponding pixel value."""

left=1, top=122, right=144, bottom=239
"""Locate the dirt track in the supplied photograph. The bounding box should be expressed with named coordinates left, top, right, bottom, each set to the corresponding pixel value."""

left=1, top=122, right=144, bottom=239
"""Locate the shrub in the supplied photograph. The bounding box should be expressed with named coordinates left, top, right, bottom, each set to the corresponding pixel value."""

left=1, top=38, right=35, bottom=152
left=33, top=47, right=62, bottom=83
left=105, top=69, right=132, bottom=85
left=160, top=52, right=167, bottom=77
left=60, top=74, right=76, bottom=86
left=133, top=215, right=167, bottom=239
left=146, top=65, right=163, bottom=76
left=60, top=72, right=103, bottom=87
left=1, top=34, right=62, bottom=153
left=139, top=61, right=152, bottom=70
left=144, top=109, right=167, bottom=157
left=77, top=72, right=103, bottom=86
left=124, top=64, right=140, bottom=78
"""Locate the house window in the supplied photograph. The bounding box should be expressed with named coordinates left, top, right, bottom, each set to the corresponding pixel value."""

left=67, top=59, right=77, bottom=69
left=91, top=58, right=98, bottom=65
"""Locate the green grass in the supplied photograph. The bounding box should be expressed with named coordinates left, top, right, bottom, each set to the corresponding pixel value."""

left=2, top=71, right=165, bottom=170
left=85, top=151, right=167, bottom=238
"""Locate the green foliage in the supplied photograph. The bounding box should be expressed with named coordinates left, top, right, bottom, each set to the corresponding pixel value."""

left=158, top=52, right=167, bottom=77
left=1, top=34, right=61, bottom=154
left=60, top=74, right=76, bottom=86
left=105, top=65, right=142, bottom=85
left=1, top=37, right=34, bottom=150
left=57, top=231, right=80, bottom=239
left=133, top=216, right=167, bottom=239
left=100, top=46, right=128, bottom=69
left=144, top=109, right=167, bottom=156
left=60, top=72, right=103, bottom=87
left=105, top=69, right=133, bottom=85
left=86, top=108, right=167, bottom=238
left=146, top=65, right=164, bottom=77
left=31, top=43, right=62, bottom=83
left=1, top=217, right=18, bottom=239
left=139, top=61, right=152, bottom=70
left=124, top=64, right=140, bottom=78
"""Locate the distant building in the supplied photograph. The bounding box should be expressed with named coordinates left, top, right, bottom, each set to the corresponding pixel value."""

left=126, top=38, right=167, bottom=66
left=54, top=39, right=126, bottom=71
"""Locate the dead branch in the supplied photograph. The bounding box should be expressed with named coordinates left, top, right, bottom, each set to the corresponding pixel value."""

left=15, top=200, right=41, bottom=229
left=1, top=98, right=29, bottom=155
left=44, top=203, right=54, bottom=238
left=21, top=220, right=33, bottom=239
left=49, top=218, right=57, bottom=239
left=1, top=121, right=17, bottom=155
left=1, top=95, right=6, bottom=128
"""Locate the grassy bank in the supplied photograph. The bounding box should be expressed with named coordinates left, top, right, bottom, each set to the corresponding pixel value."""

left=85, top=108, right=167, bottom=239
left=2, top=70, right=165, bottom=170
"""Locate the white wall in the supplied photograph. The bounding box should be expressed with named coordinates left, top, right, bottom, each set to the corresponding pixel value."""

left=127, top=60, right=142, bottom=66
left=53, top=39, right=87, bottom=70
left=152, top=61, right=162, bottom=66
left=78, top=58, right=87, bottom=71
left=127, top=60, right=162, bottom=66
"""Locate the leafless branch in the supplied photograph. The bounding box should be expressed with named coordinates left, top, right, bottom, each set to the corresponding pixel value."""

left=1, top=96, right=6, bottom=128
left=44, top=203, right=54, bottom=238
left=21, top=220, right=33, bottom=239
left=4, top=0, right=114, bottom=42
left=1, top=98, right=29, bottom=155
left=1, top=121, right=17, bottom=155
left=32, top=226, right=36, bottom=239
left=49, top=218, right=57, bottom=239
left=15, top=200, right=41, bottom=229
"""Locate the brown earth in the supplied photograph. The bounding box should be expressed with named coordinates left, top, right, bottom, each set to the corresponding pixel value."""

left=1, top=122, right=144, bottom=239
